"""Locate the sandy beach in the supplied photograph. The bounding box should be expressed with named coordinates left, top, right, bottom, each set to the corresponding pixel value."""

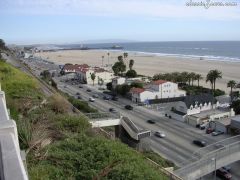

left=35, top=50, right=240, bottom=92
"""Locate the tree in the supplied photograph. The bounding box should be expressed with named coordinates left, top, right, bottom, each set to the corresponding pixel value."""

left=91, top=73, right=96, bottom=86
left=195, top=74, right=203, bottom=87
left=112, top=61, right=126, bottom=76
left=231, top=100, right=240, bottom=115
left=107, top=52, right=110, bottom=65
left=126, top=70, right=137, bottom=78
left=131, top=82, right=143, bottom=88
left=189, top=72, right=196, bottom=86
left=206, top=69, right=222, bottom=95
left=98, top=78, right=104, bottom=87
left=101, top=56, right=105, bottom=66
left=41, top=70, right=51, bottom=80
left=0, top=39, right=6, bottom=50
left=227, top=80, right=237, bottom=102
left=129, top=59, right=134, bottom=70
left=118, top=55, right=123, bottom=62
left=106, top=82, right=112, bottom=91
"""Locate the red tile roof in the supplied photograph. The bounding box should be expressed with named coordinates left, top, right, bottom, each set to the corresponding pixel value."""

left=152, top=80, right=168, bottom=85
left=130, top=87, right=145, bottom=94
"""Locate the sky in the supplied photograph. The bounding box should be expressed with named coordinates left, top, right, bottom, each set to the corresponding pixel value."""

left=0, top=0, right=240, bottom=44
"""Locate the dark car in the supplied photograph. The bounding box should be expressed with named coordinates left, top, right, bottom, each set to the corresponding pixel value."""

left=76, top=92, right=80, bottom=95
left=212, top=130, right=224, bottom=136
left=92, top=94, right=99, bottom=98
left=125, top=105, right=133, bottom=110
left=109, top=108, right=117, bottom=113
left=111, top=96, right=119, bottom=101
left=77, top=96, right=81, bottom=99
left=147, top=120, right=156, bottom=124
left=86, top=89, right=92, bottom=92
left=222, top=166, right=231, bottom=172
left=79, top=85, right=83, bottom=88
left=216, top=168, right=232, bottom=180
left=103, top=96, right=111, bottom=100
left=193, top=140, right=207, bottom=147
left=206, top=127, right=214, bottom=134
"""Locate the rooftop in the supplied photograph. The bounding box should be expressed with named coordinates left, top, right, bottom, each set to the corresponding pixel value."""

left=152, top=80, right=168, bottom=85
left=183, top=93, right=216, bottom=108
left=190, top=108, right=230, bottom=119
left=130, top=87, right=145, bottom=94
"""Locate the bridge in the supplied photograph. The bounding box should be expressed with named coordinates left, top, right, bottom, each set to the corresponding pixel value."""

left=86, top=113, right=151, bottom=141
left=0, top=86, right=28, bottom=180
left=174, top=135, right=240, bottom=180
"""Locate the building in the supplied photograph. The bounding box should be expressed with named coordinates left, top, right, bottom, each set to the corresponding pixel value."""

left=62, top=64, right=114, bottom=84
left=130, top=80, right=186, bottom=103
left=186, top=108, right=235, bottom=127
left=174, top=94, right=217, bottom=116
left=112, top=77, right=126, bottom=89
left=215, top=95, right=231, bottom=108
left=230, top=115, right=240, bottom=134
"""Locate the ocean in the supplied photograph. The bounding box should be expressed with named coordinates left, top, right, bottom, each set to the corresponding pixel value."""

left=59, top=41, right=240, bottom=62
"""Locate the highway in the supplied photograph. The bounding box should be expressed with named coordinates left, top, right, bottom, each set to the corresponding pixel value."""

left=55, top=78, right=225, bottom=166
left=17, top=56, right=240, bottom=179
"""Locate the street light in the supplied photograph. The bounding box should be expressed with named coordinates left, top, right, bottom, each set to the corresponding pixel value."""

left=212, top=157, right=217, bottom=180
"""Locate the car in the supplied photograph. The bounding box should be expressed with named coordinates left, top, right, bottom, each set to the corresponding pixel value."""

left=216, top=168, right=232, bottom=180
left=199, top=123, right=208, bottom=130
left=125, top=105, right=133, bottom=110
left=87, top=89, right=92, bottom=92
left=109, top=108, right=117, bottom=113
left=111, top=96, right=119, bottom=101
left=64, top=85, right=67, bottom=88
left=89, top=97, right=95, bottom=102
left=92, top=94, right=99, bottom=98
left=147, top=120, right=156, bottom=124
left=222, top=166, right=231, bottom=172
left=206, top=127, right=215, bottom=134
left=76, top=92, right=80, bottom=95
left=77, top=96, right=81, bottom=99
left=155, top=131, right=166, bottom=138
left=193, top=140, right=207, bottom=147
left=79, top=85, right=83, bottom=88
left=137, top=102, right=145, bottom=106
left=103, top=96, right=111, bottom=100
left=212, top=130, right=224, bottom=136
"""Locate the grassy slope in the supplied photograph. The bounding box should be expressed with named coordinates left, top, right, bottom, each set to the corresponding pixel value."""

left=0, top=60, right=168, bottom=180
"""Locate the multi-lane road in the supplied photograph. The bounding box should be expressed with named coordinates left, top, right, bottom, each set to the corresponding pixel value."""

left=17, top=56, right=240, bottom=179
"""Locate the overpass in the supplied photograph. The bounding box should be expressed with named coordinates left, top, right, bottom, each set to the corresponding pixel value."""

left=0, top=85, right=28, bottom=180
left=87, top=113, right=151, bottom=141
left=174, top=135, right=240, bottom=180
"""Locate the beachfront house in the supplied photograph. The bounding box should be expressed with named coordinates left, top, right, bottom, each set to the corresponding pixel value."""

left=130, top=80, right=186, bottom=103
left=62, top=64, right=114, bottom=84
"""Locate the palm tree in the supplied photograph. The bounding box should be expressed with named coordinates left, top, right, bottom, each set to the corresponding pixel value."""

left=129, top=59, right=134, bottom=70
left=107, top=52, right=110, bottom=66
left=91, top=73, right=96, bottom=86
left=206, top=69, right=222, bottom=95
left=101, top=56, right=105, bottom=66
left=189, top=72, right=196, bottom=86
left=227, top=80, right=236, bottom=102
left=180, top=72, right=189, bottom=84
left=195, top=74, right=203, bottom=87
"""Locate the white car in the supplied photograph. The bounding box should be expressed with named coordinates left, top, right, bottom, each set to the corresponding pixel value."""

left=89, top=97, right=95, bottom=102
left=154, top=131, right=166, bottom=138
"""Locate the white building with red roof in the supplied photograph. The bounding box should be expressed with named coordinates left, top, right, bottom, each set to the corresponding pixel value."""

left=63, top=64, right=114, bottom=84
left=130, top=80, right=186, bottom=103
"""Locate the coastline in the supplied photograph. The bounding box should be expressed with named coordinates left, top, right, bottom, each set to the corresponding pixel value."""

left=35, top=49, right=240, bottom=92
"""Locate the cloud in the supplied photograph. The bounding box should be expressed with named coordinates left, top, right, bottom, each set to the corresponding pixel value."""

left=0, top=0, right=240, bottom=20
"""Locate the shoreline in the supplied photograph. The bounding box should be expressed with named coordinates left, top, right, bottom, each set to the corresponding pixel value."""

left=34, top=49, right=240, bottom=92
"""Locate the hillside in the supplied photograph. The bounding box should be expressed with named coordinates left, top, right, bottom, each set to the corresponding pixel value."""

left=0, top=60, right=168, bottom=179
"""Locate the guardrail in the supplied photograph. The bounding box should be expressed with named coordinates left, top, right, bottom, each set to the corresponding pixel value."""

left=175, top=140, right=240, bottom=179
left=0, top=87, right=28, bottom=180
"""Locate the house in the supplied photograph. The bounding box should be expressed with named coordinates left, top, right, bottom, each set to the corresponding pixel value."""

left=215, top=95, right=231, bottom=108
left=112, top=77, right=126, bottom=89
left=174, top=93, right=217, bottom=116
left=130, top=80, right=186, bottom=103
left=62, top=64, right=114, bottom=84
left=186, top=108, right=235, bottom=127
